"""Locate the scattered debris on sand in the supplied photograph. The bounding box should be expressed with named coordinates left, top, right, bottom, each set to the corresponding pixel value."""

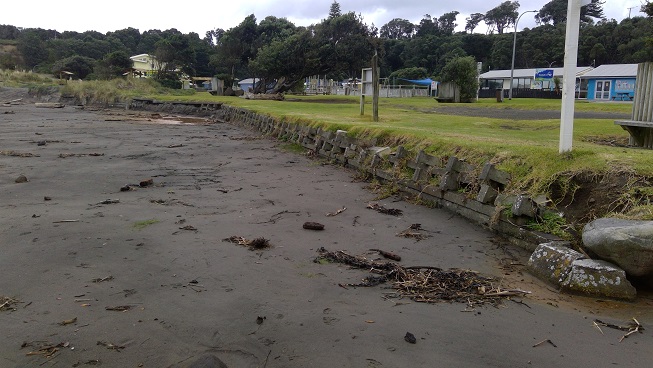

left=22, top=341, right=69, bottom=358
left=315, top=247, right=530, bottom=307
left=367, top=202, right=403, bottom=216
left=594, top=318, right=645, bottom=342
left=370, top=248, right=402, bottom=261
left=1, top=150, right=39, bottom=157
left=396, top=223, right=433, bottom=241
left=1, top=296, right=20, bottom=311
left=97, top=340, right=125, bottom=351
left=58, top=153, right=105, bottom=158
left=223, top=236, right=271, bottom=250
left=326, top=207, right=347, bottom=217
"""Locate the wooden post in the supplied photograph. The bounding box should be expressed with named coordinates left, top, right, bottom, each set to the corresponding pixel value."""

left=372, top=52, right=379, bottom=122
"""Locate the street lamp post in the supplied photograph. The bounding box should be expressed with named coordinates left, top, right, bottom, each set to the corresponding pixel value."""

left=509, top=10, right=537, bottom=100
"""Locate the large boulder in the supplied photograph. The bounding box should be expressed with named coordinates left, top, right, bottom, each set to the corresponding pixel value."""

left=582, top=218, right=653, bottom=277
left=561, top=259, right=636, bottom=300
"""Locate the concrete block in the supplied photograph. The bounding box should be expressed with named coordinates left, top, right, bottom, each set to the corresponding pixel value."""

left=528, top=242, right=584, bottom=286
left=512, top=195, right=537, bottom=217
left=562, top=259, right=637, bottom=300
left=479, top=163, right=511, bottom=186
left=438, top=172, right=460, bottom=191
left=476, top=184, right=498, bottom=204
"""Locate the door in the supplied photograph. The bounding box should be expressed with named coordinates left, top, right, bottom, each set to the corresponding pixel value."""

left=594, top=80, right=611, bottom=100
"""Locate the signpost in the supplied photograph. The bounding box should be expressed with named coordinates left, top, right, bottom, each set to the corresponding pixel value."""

left=559, top=0, right=590, bottom=153
left=360, top=52, right=380, bottom=122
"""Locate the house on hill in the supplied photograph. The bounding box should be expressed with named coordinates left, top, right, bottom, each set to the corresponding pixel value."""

left=129, top=54, right=160, bottom=77
left=579, top=64, right=638, bottom=101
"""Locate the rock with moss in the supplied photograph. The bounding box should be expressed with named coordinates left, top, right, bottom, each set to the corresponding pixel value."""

left=582, top=218, right=653, bottom=278
left=561, top=259, right=636, bottom=300
left=528, top=241, right=586, bottom=286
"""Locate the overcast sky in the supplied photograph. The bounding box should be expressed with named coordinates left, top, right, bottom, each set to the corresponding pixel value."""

left=0, top=0, right=646, bottom=35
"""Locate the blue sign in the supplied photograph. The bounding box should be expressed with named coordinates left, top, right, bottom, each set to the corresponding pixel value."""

left=535, top=69, right=554, bottom=80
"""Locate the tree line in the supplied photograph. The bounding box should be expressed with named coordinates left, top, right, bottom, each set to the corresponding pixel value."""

left=0, top=0, right=651, bottom=92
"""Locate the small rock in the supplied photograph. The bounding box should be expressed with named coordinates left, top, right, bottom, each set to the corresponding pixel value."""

left=44, top=196, right=52, bottom=201
left=303, top=222, right=325, bottom=230
left=139, top=178, right=154, bottom=187
left=404, top=332, right=416, bottom=344
left=120, top=185, right=131, bottom=192
left=15, top=175, right=28, bottom=183
left=37, top=140, right=47, bottom=146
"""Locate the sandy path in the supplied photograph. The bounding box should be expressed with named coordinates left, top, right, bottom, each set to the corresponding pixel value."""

left=1, top=101, right=651, bottom=367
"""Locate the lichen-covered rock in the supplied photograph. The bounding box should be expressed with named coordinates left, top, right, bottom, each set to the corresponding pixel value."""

left=582, top=218, right=653, bottom=277
left=561, top=259, right=636, bottom=300
left=528, top=242, right=586, bottom=286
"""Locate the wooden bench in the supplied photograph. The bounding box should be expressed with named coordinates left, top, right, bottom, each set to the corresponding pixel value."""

left=614, top=63, right=653, bottom=149
left=614, top=120, right=653, bottom=149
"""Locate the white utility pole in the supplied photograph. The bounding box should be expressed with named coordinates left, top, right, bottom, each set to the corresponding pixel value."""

left=559, top=0, right=588, bottom=153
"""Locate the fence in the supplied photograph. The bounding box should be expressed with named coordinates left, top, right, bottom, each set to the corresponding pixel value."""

left=335, top=85, right=430, bottom=98
left=478, top=88, right=563, bottom=99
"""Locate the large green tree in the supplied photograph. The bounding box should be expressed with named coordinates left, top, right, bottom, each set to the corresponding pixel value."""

left=440, top=56, right=479, bottom=102
left=51, top=55, right=95, bottom=79
left=380, top=18, right=415, bottom=39
left=484, top=1, right=520, bottom=34
left=535, top=0, right=605, bottom=25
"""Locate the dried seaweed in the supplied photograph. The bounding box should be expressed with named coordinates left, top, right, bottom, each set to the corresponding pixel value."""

left=315, top=247, right=530, bottom=307
left=366, top=203, right=403, bottom=216
left=223, top=236, right=271, bottom=250
left=0, top=296, right=20, bottom=311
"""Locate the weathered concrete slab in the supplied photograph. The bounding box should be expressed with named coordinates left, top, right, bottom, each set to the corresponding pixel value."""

left=561, top=259, right=637, bottom=300
left=528, top=242, right=585, bottom=286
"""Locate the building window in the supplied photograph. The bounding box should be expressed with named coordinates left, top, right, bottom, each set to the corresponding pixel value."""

left=512, top=78, right=532, bottom=89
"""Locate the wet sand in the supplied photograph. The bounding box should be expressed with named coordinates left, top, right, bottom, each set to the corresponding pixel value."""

left=1, top=95, right=652, bottom=367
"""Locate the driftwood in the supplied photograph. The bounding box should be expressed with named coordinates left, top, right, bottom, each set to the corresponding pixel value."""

left=370, top=248, right=402, bottom=261
left=594, top=318, right=645, bottom=342
left=315, top=248, right=530, bottom=307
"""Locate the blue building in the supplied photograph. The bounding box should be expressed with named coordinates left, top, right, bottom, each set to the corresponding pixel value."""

left=581, top=64, right=638, bottom=101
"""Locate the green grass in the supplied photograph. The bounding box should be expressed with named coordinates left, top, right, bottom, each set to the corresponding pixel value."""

left=132, top=219, right=160, bottom=230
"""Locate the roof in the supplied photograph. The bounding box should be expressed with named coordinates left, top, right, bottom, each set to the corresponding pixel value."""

left=130, top=53, right=151, bottom=59
left=580, top=64, right=638, bottom=79
left=399, top=78, right=434, bottom=86
left=238, top=78, right=258, bottom=85
left=480, top=66, right=593, bottom=79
